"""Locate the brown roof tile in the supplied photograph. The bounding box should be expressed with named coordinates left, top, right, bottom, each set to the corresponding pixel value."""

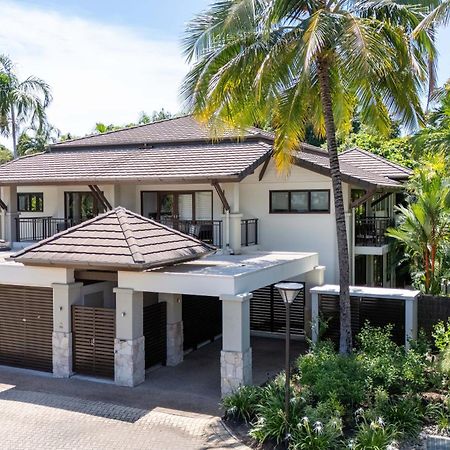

left=52, top=115, right=274, bottom=149
left=0, top=141, right=272, bottom=185
left=11, top=207, right=216, bottom=270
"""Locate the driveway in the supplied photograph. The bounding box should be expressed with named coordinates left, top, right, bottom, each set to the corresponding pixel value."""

left=0, top=337, right=305, bottom=449
left=0, top=371, right=245, bottom=450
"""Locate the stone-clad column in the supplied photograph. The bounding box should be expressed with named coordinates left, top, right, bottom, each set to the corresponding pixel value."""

left=52, top=282, right=83, bottom=378
left=220, top=292, right=252, bottom=397
left=114, top=288, right=145, bottom=387
left=158, top=293, right=183, bottom=366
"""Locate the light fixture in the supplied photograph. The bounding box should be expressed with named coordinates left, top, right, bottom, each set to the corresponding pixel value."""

left=275, top=282, right=303, bottom=304
left=274, top=281, right=304, bottom=445
left=121, top=312, right=126, bottom=317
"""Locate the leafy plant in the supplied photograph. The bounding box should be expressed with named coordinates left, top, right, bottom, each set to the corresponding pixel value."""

left=289, top=416, right=343, bottom=450
left=298, top=342, right=366, bottom=408
left=249, top=377, right=305, bottom=444
left=351, top=411, right=398, bottom=450
left=433, top=320, right=450, bottom=353
left=425, top=396, right=450, bottom=433
left=221, top=385, right=262, bottom=423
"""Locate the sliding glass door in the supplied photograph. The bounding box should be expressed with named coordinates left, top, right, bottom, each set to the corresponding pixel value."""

left=141, top=191, right=212, bottom=222
left=65, top=192, right=103, bottom=223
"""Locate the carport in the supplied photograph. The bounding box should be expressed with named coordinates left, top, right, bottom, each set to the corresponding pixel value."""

left=3, top=207, right=322, bottom=396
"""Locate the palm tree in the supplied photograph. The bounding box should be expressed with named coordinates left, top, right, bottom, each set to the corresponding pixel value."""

left=182, top=0, right=434, bottom=353
left=415, top=0, right=450, bottom=30
left=412, top=80, right=450, bottom=155
left=387, top=154, right=450, bottom=294
left=0, top=55, right=52, bottom=159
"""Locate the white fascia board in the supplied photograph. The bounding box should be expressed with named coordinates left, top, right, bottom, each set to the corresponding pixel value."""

left=118, top=252, right=319, bottom=296
left=310, top=284, right=420, bottom=301
left=0, top=263, right=73, bottom=287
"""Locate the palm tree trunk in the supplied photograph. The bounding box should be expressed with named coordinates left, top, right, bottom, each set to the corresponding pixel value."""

left=317, top=58, right=352, bottom=354
left=10, top=103, right=18, bottom=159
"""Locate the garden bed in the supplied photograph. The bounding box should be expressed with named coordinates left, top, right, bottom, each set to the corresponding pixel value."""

left=222, top=323, right=450, bottom=449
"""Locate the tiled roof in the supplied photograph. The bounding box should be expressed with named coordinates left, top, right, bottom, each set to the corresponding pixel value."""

left=11, top=207, right=215, bottom=270
left=52, top=115, right=274, bottom=149
left=0, top=141, right=272, bottom=185
left=339, top=148, right=411, bottom=180
left=295, top=145, right=403, bottom=189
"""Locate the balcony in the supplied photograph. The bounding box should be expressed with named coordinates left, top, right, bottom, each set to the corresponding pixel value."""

left=16, top=217, right=81, bottom=242
left=355, top=216, right=394, bottom=247
left=16, top=216, right=259, bottom=249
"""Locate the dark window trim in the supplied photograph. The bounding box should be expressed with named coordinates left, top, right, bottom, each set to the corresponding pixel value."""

left=140, top=190, right=214, bottom=221
left=269, top=189, right=330, bottom=214
left=17, top=192, right=44, bottom=212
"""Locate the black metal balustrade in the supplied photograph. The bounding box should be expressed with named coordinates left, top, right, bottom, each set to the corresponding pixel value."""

left=16, top=217, right=80, bottom=242
left=241, top=218, right=258, bottom=246
left=355, top=216, right=394, bottom=246
left=159, top=218, right=223, bottom=247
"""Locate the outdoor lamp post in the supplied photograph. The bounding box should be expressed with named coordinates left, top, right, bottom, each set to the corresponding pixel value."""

left=275, top=282, right=304, bottom=442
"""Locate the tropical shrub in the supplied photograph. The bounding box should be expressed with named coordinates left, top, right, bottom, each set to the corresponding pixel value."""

left=357, top=324, right=428, bottom=394
left=289, top=416, right=343, bottom=450
left=350, top=413, right=398, bottom=450
left=426, top=396, right=450, bottom=433
left=433, top=320, right=450, bottom=353
left=298, top=342, right=366, bottom=408
left=221, top=385, right=262, bottom=423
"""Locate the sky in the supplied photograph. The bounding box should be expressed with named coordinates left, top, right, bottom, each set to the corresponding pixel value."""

left=0, top=0, right=449, bottom=146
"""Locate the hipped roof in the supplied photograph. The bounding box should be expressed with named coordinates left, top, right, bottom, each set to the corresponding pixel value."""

left=11, top=207, right=216, bottom=270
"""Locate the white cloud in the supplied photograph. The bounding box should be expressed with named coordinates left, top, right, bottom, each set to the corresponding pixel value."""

left=0, top=1, right=187, bottom=145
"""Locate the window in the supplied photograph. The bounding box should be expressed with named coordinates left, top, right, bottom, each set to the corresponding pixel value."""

left=17, top=193, right=44, bottom=212
left=270, top=190, right=330, bottom=213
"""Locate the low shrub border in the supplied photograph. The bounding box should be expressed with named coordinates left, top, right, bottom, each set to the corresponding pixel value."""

left=222, top=322, right=450, bottom=449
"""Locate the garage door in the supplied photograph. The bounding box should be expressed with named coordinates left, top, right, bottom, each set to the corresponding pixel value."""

left=0, top=284, right=53, bottom=372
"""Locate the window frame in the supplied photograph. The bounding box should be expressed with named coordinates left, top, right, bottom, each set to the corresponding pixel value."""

left=269, top=189, right=330, bottom=214
left=17, top=192, right=44, bottom=213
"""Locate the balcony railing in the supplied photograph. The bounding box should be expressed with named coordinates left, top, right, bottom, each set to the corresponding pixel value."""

left=16, top=217, right=80, bottom=242
left=159, top=218, right=223, bottom=247
left=241, top=219, right=258, bottom=246
left=355, top=216, right=394, bottom=247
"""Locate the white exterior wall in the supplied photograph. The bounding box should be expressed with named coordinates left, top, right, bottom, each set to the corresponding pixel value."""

left=13, top=162, right=353, bottom=284
left=239, top=160, right=351, bottom=284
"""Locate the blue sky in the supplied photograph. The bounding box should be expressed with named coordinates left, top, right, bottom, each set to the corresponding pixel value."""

left=0, top=0, right=449, bottom=142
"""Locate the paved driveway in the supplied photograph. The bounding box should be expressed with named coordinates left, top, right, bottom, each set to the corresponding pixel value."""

left=0, top=370, right=246, bottom=450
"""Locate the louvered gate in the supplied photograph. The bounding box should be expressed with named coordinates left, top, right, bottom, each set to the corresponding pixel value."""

left=0, top=285, right=53, bottom=372
left=143, top=302, right=167, bottom=369
left=72, top=306, right=115, bottom=378
left=250, top=284, right=305, bottom=336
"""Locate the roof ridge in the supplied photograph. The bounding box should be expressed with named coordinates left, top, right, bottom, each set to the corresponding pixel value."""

left=52, top=114, right=191, bottom=147
left=115, top=207, right=146, bottom=264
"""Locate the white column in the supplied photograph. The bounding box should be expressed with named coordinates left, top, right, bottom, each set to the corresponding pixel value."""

left=1, top=186, right=19, bottom=244
left=158, top=293, right=183, bottom=366
left=303, top=265, right=326, bottom=339
left=114, top=287, right=145, bottom=387
left=220, top=292, right=252, bottom=397
left=404, top=297, right=418, bottom=350
left=52, top=281, right=83, bottom=378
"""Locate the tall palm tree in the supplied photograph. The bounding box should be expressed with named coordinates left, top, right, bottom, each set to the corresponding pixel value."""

left=182, top=0, right=434, bottom=353
left=415, top=0, right=450, bottom=30
left=0, top=55, right=51, bottom=159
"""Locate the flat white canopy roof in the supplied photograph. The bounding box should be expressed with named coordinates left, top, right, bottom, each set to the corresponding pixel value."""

left=119, top=251, right=319, bottom=296
left=310, top=284, right=420, bottom=301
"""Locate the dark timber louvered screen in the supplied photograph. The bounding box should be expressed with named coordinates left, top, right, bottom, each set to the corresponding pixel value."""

left=418, top=295, right=450, bottom=341
left=182, top=295, right=222, bottom=351
left=250, top=284, right=305, bottom=336
left=143, top=302, right=167, bottom=369
left=319, top=294, right=405, bottom=347
left=72, top=306, right=115, bottom=378
left=0, top=285, right=53, bottom=372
